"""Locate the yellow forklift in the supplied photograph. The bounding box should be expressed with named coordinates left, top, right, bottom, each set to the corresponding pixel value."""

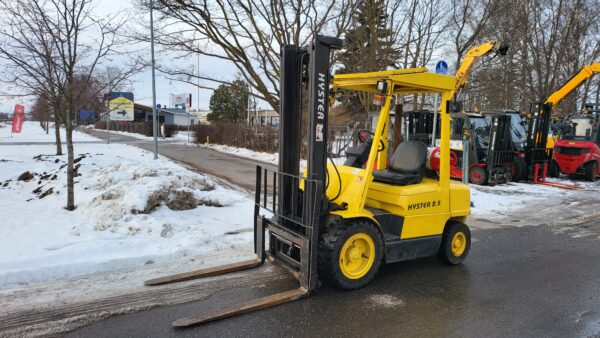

left=145, top=36, right=472, bottom=328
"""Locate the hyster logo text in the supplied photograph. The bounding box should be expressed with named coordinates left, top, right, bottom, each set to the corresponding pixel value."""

left=317, top=73, right=326, bottom=120
left=408, top=200, right=440, bottom=210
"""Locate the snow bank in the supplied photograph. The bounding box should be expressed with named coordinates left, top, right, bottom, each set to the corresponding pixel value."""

left=199, top=143, right=279, bottom=164
left=0, top=121, right=97, bottom=143
left=0, top=141, right=254, bottom=286
left=469, top=179, right=596, bottom=217
left=198, top=142, right=346, bottom=167
left=97, top=128, right=193, bottom=143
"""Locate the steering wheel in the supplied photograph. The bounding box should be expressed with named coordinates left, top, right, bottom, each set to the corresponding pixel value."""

left=357, top=129, right=385, bottom=151
left=357, top=129, right=374, bottom=143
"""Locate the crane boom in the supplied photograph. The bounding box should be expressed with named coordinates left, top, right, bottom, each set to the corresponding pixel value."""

left=453, top=41, right=509, bottom=98
left=545, top=63, right=600, bottom=110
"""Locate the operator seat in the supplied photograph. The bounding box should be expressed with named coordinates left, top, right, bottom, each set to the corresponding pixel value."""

left=372, top=141, right=427, bottom=186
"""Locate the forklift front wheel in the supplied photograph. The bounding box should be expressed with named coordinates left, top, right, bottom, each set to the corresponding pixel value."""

left=585, top=161, right=597, bottom=182
left=318, top=219, right=383, bottom=290
left=438, top=221, right=471, bottom=265
left=548, top=161, right=561, bottom=178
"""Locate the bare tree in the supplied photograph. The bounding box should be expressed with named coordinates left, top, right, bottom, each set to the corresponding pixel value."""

left=449, top=0, right=500, bottom=71
left=0, top=0, right=142, bottom=210
left=134, top=0, right=357, bottom=112
left=445, top=0, right=599, bottom=114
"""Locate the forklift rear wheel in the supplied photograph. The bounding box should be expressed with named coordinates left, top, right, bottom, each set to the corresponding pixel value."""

left=438, top=221, right=471, bottom=265
left=469, top=167, right=487, bottom=185
left=548, top=161, right=560, bottom=178
left=318, top=219, right=383, bottom=290
left=585, top=161, right=597, bottom=182
left=512, top=157, right=528, bottom=181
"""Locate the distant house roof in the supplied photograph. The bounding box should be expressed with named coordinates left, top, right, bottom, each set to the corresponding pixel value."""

left=163, top=108, right=189, bottom=116
left=250, top=109, right=278, bottom=117
left=134, top=103, right=182, bottom=115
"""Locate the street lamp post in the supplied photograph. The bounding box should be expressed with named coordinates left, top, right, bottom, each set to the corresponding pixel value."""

left=150, top=0, right=158, bottom=159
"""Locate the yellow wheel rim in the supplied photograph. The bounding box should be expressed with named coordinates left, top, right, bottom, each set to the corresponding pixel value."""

left=339, top=233, right=376, bottom=279
left=451, top=231, right=467, bottom=257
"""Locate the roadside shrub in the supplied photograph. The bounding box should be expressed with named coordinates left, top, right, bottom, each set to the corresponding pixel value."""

left=195, top=122, right=278, bottom=153
left=163, top=124, right=179, bottom=138
left=142, top=121, right=153, bottom=136
left=95, top=120, right=106, bottom=129
left=94, top=121, right=155, bottom=137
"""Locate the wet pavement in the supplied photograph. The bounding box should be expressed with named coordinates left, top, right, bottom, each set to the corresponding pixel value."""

left=66, top=222, right=600, bottom=338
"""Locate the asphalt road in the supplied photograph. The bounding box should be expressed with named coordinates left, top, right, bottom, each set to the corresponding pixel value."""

left=66, top=224, right=600, bottom=338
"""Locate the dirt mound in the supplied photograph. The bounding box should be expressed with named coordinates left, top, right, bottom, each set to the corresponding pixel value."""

left=18, top=171, right=34, bottom=181
left=166, top=190, right=197, bottom=210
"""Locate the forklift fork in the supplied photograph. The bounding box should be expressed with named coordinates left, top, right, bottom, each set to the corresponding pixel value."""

left=173, top=288, right=308, bottom=327
left=143, top=166, right=317, bottom=328
left=144, top=167, right=268, bottom=287
left=144, top=260, right=265, bottom=286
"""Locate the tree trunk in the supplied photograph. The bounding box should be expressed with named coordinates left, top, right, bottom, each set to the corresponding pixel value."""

left=65, top=112, right=75, bottom=210
left=54, top=109, right=63, bottom=155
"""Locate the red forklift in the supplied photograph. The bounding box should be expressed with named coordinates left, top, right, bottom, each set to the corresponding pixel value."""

left=552, top=104, right=600, bottom=181
left=529, top=62, right=599, bottom=185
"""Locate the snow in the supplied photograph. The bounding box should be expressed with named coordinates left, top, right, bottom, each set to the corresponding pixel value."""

left=97, top=128, right=194, bottom=143
left=200, top=143, right=279, bottom=164
left=470, top=178, right=598, bottom=218
left=198, top=142, right=346, bottom=167
left=0, top=128, right=255, bottom=286
left=0, top=121, right=98, bottom=143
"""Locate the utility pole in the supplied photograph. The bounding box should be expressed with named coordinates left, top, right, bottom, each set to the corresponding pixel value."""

left=150, top=0, right=158, bottom=159
left=247, top=87, right=250, bottom=126
left=197, top=45, right=200, bottom=115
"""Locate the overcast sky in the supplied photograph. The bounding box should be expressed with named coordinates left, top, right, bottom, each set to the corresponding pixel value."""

left=0, top=0, right=239, bottom=113
left=97, top=0, right=239, bottom=110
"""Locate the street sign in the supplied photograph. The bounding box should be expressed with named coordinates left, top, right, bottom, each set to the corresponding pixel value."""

left=108, top=92, right=134, bottom=121
left=435, top=60, right=448, bottom=75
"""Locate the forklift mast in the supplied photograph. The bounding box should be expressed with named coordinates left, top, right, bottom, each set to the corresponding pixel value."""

left=525, top=102, right=553, bottom=167
left=486, top=114, right=515, bottom=184
left=277, top=36, right=343, bottom=291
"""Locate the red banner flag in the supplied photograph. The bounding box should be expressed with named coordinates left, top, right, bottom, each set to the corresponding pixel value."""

left=11, top=104, right=25, bottom=134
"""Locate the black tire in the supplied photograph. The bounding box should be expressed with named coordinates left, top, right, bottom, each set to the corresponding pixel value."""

left=318, top=218, right=383, bottom=290
left=548, top=161, right=560, bottom=178
left=438, top=221, right=471, bottom=265
left=512, top=156, right=528, bottom=181
left=585, top=161, right=597, bottom=182
left=469, top=166, right=487, bottom=185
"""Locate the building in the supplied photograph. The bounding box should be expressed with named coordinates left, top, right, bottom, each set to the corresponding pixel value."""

left=132, top=103, right=196, bottom=125
left=190, top=109, right=211, bottom=124
left=249, top=109, right=279, bottom=127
